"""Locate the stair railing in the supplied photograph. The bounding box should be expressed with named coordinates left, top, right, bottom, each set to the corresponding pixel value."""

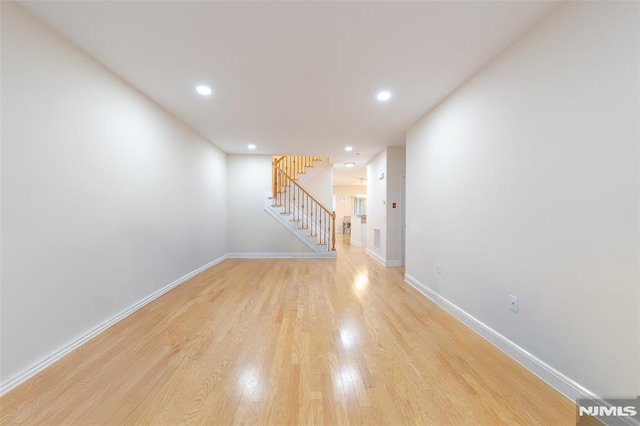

left=272, top=157, right=336, bottom=251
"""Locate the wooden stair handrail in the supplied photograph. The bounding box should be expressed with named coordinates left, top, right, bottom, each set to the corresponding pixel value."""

left=275, top=164, right=333, bottom=215
left=331, top=209, right=336, bottom=251
left=272, top=156, right=336, bottom=251
left=273, top=156, right=326, bottom=179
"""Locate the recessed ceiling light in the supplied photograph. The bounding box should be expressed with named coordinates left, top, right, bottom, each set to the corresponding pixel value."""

left=377, top=90, right=392, bottom=102
left=196, top=85, right=212, bottom=96
left=344, top=162, right=355, bottom=168
left=345, top=146, right=353, bottom=151
left=247, top=144, right=256, bottom=150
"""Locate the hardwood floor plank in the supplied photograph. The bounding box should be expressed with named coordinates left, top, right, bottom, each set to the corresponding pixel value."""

left=0, top=238, right=576, bottom=425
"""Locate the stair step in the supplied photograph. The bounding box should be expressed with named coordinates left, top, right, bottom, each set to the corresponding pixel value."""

left=298, top=226, right=309, bottom=230
left=289, top=219, right=300, bottom=222
left=271, top=204, right=283, bottom=207
left=280, top=211, right=292, bottom=215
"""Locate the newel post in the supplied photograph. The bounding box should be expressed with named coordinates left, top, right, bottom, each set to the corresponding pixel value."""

left=331, top=211, right=336, bottom=251
left=272, top=159, right=277, bottom=199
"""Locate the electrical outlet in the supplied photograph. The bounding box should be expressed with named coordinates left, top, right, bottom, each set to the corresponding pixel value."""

left=510, top=295, right=518, bottom=313
left=437, top=264, right=442, bottom=274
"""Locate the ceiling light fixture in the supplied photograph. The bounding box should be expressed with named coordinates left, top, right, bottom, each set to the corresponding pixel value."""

left=344, top=162, right=355, bottom=168
left=247, top=144, right=256, bottom=150
left=345, top=146, right=353, bottom=152
left=376, top=90, right=392, bottom=102
left=196, top=85, right=212, bottom=96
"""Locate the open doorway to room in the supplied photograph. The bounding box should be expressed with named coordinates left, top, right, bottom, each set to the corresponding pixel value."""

left=332, top=180, right=367, bottom=249
left=333, top=171, right=367, bottom=251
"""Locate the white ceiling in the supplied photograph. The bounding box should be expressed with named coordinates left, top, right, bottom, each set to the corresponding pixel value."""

left=21, top=1, right=558, bottom=186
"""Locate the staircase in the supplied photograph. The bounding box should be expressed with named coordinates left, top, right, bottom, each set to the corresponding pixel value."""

left=265, top=156, right=336, bottom=256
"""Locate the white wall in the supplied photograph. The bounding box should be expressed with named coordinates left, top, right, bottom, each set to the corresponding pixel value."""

left=366, top=150, right=387, bottom=258
left=366, top=148, right=406, bottom=265
left=385, top=147, right=406, bottom=265
left=350, top=216, right=366, bottom=248
left=406, top=1, right=639, bottom=397
left=226, top=155, right=312, bottom=254
left=301, top=160, right=334, bottom=211
left=1, top=3, right=227, bottom=383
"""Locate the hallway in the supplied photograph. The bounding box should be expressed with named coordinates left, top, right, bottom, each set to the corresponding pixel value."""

left=1, top=239, right=574, bottom=425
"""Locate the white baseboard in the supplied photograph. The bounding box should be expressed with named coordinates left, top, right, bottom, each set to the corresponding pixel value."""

left=350, top=239, right=363, bottom=247
left=226, top=252, right=336, bottom=259
left=0, top=255, right=228, bottom=397
left=366, top=248, right=386, bottom=265
left=403, top=273, right=597, bottom=403
left=365, top=248, right=402, bottom=267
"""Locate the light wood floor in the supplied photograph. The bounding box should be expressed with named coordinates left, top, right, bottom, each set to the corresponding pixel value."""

left=0, top=237, right=575, bottom=425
